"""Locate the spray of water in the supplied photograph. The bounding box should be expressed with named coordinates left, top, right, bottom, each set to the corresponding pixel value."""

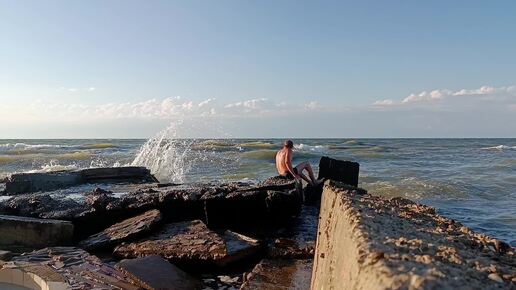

left=131, top=119, right=237, bottom=183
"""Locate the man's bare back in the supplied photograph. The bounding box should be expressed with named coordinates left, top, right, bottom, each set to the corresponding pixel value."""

left=275, top=147, right=293, bottom=176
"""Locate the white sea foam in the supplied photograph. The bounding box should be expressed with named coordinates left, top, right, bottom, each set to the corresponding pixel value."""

left=482, top=145, right=516, bottom=150
left=294, top=143, right=328, bottom=152
left=26, top=160, right=80, bottom=173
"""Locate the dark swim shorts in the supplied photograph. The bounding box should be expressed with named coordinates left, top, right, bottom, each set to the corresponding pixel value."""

left=281, top=168, right=298, bottom=179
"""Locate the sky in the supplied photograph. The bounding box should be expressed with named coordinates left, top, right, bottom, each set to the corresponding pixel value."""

left=1, top=0, right=515, bottom=138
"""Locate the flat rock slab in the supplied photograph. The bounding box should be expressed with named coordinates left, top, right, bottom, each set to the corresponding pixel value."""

left=114, top=220, right=227, bottom=264
left=116, top=255, right=201, bottom=290
left=12, top=247, right=140, bottom=289
left=78, top=209, right=162, bottom=251
left=241, top=259, right=312, bottom=290
left=114, top=220, right=261, bottom=267
left=4, top=166, right=157, bottom=194
left=317, top=156, right=359, bottom=187
left=0, top=215, right=73, bottom=252
left=311, top=180, right=516, bottom=290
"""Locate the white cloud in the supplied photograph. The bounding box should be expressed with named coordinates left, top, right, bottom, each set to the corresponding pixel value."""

left=0, top=96, right=331, bottom=123
left=373, top=99, right=394, bottom=106
left=374, top=85, right=516, bottom=107
left=58, top=87, right=97, bottom=93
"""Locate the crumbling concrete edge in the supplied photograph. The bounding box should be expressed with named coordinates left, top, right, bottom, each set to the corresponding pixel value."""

left=311, top=180, right=516, bottom=290
left=310, top=180, right=391, bottom=290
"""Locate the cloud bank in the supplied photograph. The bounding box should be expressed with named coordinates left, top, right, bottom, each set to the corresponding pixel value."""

left=374, top=85, right=516, bottom=107
left=0, top=97, right=326, bottom=123
left=1, top=84, right=514, bottom=138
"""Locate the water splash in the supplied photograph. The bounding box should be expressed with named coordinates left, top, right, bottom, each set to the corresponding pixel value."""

left=131, top=119, right=237, bottom=183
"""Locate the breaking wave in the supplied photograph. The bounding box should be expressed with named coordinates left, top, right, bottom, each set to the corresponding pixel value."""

left=131, top=120, right=236, bottom=183
left=482, top=145, right=516, bottom=150
left=294, top=143, right=328, bottom=152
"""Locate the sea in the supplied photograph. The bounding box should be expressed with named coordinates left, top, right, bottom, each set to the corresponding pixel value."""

left=0, top=137, right=515, bottom=247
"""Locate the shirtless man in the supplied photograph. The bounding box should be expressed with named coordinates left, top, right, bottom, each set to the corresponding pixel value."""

left=276, top=140, right=321, bottom=185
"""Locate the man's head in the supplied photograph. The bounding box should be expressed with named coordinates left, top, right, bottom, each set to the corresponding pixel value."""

left=284, top=140, right=294, bottom=149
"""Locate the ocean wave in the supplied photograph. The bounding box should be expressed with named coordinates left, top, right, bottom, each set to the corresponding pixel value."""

left=241, top=149, right=321, bottom=160
left=238, top=141, right=276, bottom=149
left=241, top=150, right=278, bottom=160
left=27, top=162, right=80, bottom=173
left=0, top=151, right=91, bottom=165
left=80, top=143, right=116, bottom=149
left=361, top=177, right=466, bottom=200
left=343, top=140, right=359, bottom=145
left=0, top=156, right=16, bottom=165
left=0, top=142, right=116, bottom=153
left=349, top=146, right=387, bottom=158
left=0, top=143, right=65, bottom=151
left=294, top=143, right=328, bottom=152
left=481, top=145, right=516, bottom=150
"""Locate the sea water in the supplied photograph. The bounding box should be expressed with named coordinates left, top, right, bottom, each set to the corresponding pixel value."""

left=0, top=137, right=515, bottom=246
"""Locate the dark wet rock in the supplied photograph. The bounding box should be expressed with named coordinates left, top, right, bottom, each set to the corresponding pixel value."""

left=4, top=166, right=157, bottom=194
left=114, top=220, right=261, bottom=268
left=318, top=156, right=359, bottom=187
left=257, top=176, right=297, bottom=192
left=3, top=194, right=86, bottom=219
left=241, top=259, right=312, bottom=290
left=267, top=238, right=314, bottom=260
left=114, top=220, right=227, bottom=265
left=203, top=190, right=268, bottom=228
left=216, top=230, right=262, bottom=267
left=12, top=247, right=140, bottom=289
left=0, top=250, right=12, bottom=261
left=265, top=190, right=302, bottom=218
left=78, top=209, right=162, bottom=251
left=0, top=215, right=73, bottom=252
left=0, top=181, right=306, bottom=239
left=116, top=255, right=202, bottom=290
left=84, top=190, right=116, bottom=211
left=303, top=182, right=324, bottom=205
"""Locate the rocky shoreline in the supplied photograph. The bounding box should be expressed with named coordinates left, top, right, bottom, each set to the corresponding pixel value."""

left=0, top=165, right=325, bottom=289
left=0, top=160, right=514, bottom=289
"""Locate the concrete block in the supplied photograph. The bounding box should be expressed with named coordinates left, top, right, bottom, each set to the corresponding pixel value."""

left=0, top=215, right=73, bottom=251
left=317, top=156, right=359, bottom=186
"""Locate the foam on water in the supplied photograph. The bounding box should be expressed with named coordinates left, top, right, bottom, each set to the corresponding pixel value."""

left=482, top=145, right=516, bottom=150
left=294, top=143, right=328, bottom=152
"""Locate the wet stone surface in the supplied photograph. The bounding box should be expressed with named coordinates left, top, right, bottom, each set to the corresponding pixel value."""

left=241, top=259, right=312, bottom=290
left=78, top=209, right=162, bottom=251
left=116, top=255, right=202, bottom=290
left=11, top=247, right=140, bottom=289
left=114, top=220, right=228, bottom=264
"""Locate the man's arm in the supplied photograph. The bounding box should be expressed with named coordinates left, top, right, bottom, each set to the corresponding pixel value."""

left=284, top=150, right=300, bottom=179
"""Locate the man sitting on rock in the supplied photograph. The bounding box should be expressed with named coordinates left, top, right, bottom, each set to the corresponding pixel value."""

left=276, top=140, right=322, bottom=186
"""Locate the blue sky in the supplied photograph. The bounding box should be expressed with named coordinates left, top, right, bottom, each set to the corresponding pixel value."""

left=1, top=0, right=515, bottom=138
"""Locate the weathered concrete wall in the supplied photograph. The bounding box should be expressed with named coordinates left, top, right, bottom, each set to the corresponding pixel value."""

left=0, top=215, right=73, bottom=251
left=4, top=167, right=157, bottom=194
left=311, top=181, right=516, bottom=290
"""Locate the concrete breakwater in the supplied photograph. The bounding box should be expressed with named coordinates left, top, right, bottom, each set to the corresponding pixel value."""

left=311, top=181, right=516, bottom=289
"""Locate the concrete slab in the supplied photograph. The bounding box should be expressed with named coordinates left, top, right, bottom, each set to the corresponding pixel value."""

left=0, top=215, right=73, bottom=251
left=4, top=167, right=157, bottom=194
